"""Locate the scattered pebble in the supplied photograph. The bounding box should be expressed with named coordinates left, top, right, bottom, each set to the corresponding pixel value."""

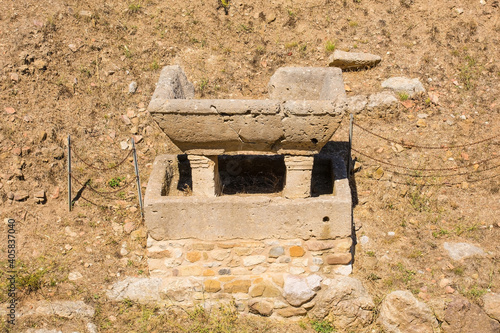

left=416, top=119, right=428, bottom=127
left=4, top=107, right=16, bottom=114
left=445, top=285, right=455, bottom=294
left=128, top=81, right=138, bottom=94
left=120, top=141, right=129, bottom=150
left=68, top=271, right=83, bottom=281
left=387, top=231, right=395, bottom=237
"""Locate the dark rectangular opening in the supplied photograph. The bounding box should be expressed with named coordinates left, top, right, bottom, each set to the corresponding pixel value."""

left=218, top=155, right=286, bottom=195
left=176, top=154, right=192, bottom=193
left=311, top=155, right=333, bottom=197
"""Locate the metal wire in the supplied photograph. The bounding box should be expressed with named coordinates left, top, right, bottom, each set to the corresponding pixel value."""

left=357, top=172, right=500, bottom=187
left=353, top=121, right=499, bottom=149
left=389, top=163, right=500, bottom=178
left=351, top=147, right=499, bottom=171
left=71, top=147, right=133, bottom=171
left=70, top=174, right=134, bottom=199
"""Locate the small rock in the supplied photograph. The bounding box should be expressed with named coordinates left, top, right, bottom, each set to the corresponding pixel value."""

left=7, top=192, right=14, bottom=200
left=387, top=231, right=395, bottom=237
left=65, top=226, right=77, bottom=237
left=120, top=114, right=131, bottom=125
left=417, top=113, right=428, bottom=119
left=124, top=221, right=135, bottom=234
left=51, top=187, right=60, bottom=199
left=107, top=277, right=162, bottom=303
left=87, top=322, right=98, bottom=333
left=443, top=242, right=486, bottom=261
left=367, top=92, right=398, bottom=110
left=439, top=278, right=451, bottom=288
left=5, top=107, right=16, bottom=114
left=64, top=244, right=72, bottom=251
left=416, top=119, right=428, bottom=127
left=14, top=191, right=29, bottom=201
left=129, top=81, right=138, bottom=94
left=130, top=228, right=147, bottom=240
left=347, top=95, right=368, bottom=114
left=68, top=44, right=78, bottom=52
left=311, top=276, right=374, bottom=329
left=79, top=10, right=92, bottom=18
left=328, top=50, right=381, bottom=70
left=382, top=77, right=426, bottom=97
left=428, top=92, right=439, bottom=104
left=10, top=73, right=19, bottom=82
left=445, top=285, right=455, bottom=294
left=283, top=275, right=317, bottom=306
left=378, top=290, right=439, bottom=333
left=248, top=299, right=273, bottom=316
left=359, top=235, right=370, bottom=246
left=455, top=7, right=464, bottom=14
left=34, top=189, right=46, bottom=203
left=12, top=147, right=22, bottom=156
left=442, top=296, right=500, bottom=333
left=373, top=167, right=384, bottom=180
left=483, top=293, right=500, bottom=322
left=68, top=271, right=83, bottom=281
left=34, top=59, right=48, bottom=70
left=132, top=135, right=143, bottom=144
left=120, top=141, right=129, bottom=150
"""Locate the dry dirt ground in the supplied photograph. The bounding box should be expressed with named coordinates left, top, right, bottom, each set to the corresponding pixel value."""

left=0, top=0, right=499, bottom=331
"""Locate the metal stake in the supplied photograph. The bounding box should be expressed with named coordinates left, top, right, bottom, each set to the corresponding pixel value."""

left=348, top=114, right=353, bottom=176
left=131, top=138, right=144, bottom=218
left=68, top=135, right=72, bottom=211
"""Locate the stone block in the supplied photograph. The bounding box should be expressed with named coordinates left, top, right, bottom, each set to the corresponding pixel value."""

left=186, top=251, right=201, bottom=262
left=249, top=299, right=273, bottom=316
left=224, top=280, right=251, bottom=293
left=192, top=243, right=215, bottom=251
left=306, top=240, right=336, bottom=251
left=268, top=67, right=346, bottom=100
left=204, top=280, right=221, bottom=293
left=178, top=265, right=203, bottom=276
left=290, top=246, right=305, bottom=257
left=328, top=50, right=381, bottom=70
left=326, top=253, right=352, bottom=265
left=269, top=246, right=285, bottom=258
left=145, top=155, right=352, bottom=241
left=277, top=307, right=307, bottom=318
left=243, top=255, right=266, bottom=267
left=187, top=155, right=221, bottom=197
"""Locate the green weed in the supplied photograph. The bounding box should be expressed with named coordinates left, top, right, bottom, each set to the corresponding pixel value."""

left=311, top=319, right=335, bottom=333
left=149, top=60, right=160, bottom=71
left=398, top=92, right=409, bottom=101
left=123, top=45, right=132, bottom=58
left=396, top=262, right=416, bottom=284
left=128, top=2, right=142, bottom=13
left=325, top=41, right=336, bottom=52
left=108, top=176, right=125, bottom=188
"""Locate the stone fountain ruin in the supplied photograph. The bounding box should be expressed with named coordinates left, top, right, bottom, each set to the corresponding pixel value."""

left=143, top=65, right=354, bottom=317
